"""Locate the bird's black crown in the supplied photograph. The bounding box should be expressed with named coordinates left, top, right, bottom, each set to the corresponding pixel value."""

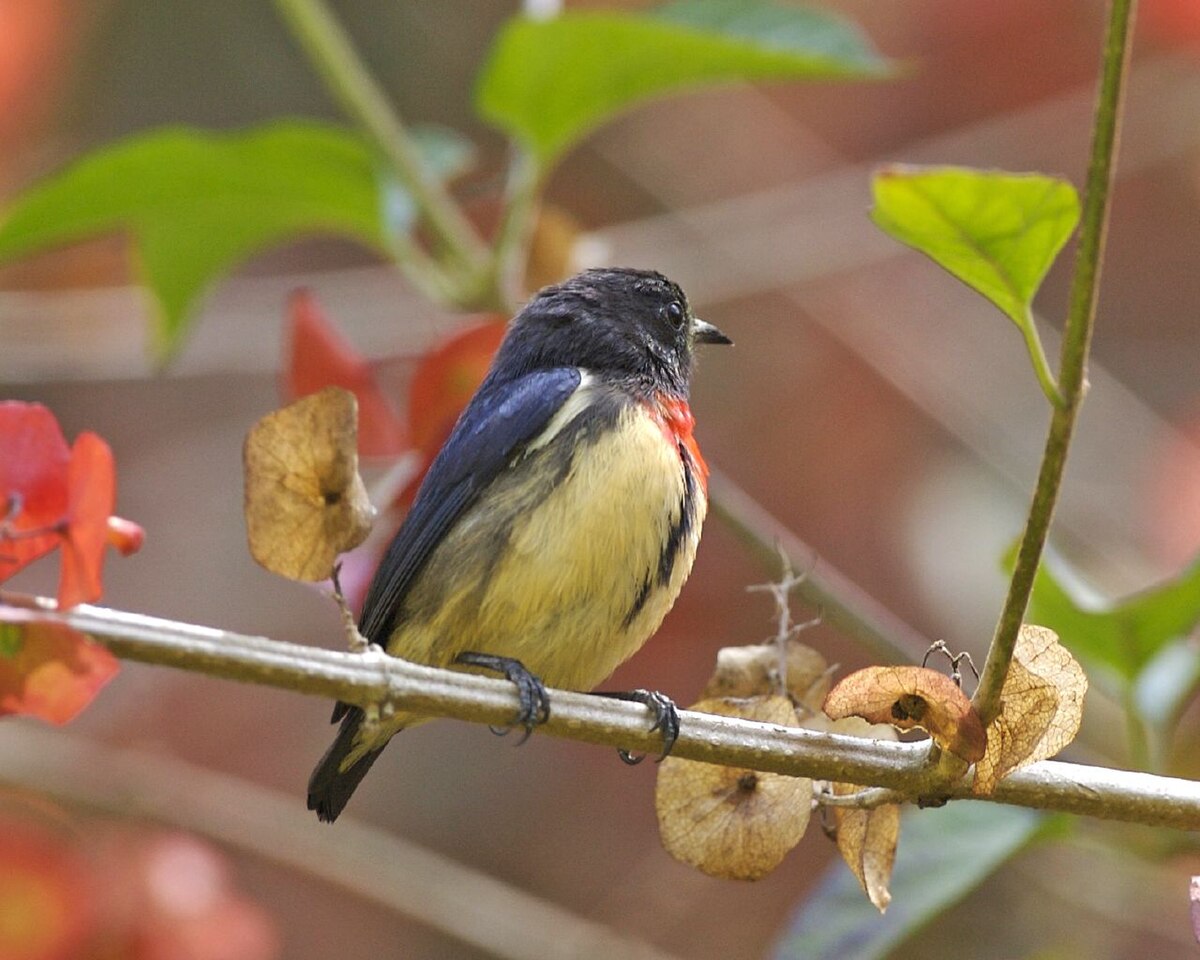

left=490, top=268, right=723, bottom=397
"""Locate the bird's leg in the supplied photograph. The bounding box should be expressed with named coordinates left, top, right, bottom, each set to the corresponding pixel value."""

left=454, top=652, right=550, bottom=744
left=593, top=689, right=680, bottom=765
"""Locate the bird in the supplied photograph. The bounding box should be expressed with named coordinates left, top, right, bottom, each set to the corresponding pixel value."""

left=307, top=267, right=731, bottom=822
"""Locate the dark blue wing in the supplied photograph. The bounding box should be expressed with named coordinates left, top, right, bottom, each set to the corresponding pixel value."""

left=356, top=366, right=582, bottom=646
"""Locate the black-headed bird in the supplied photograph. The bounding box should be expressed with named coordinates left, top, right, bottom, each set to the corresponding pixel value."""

left=308, top=267, right=730, bottom=822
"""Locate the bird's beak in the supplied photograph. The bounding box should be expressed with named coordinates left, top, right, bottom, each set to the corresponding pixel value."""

left=692, top=318, right=732, bottom=345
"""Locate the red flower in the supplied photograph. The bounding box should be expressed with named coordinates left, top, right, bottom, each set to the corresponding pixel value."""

left=284, top=289, right=408, bottom=457
left=0, top=402, right=143, bottom=609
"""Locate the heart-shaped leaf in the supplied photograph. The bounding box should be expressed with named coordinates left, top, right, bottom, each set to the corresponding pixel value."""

left=0, top=121, right=471, bottom=356
left=477, top=0, right=890, bottom=166
left=872, top=166, right=1079, bottom=404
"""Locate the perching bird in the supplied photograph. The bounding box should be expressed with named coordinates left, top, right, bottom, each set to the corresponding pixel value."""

left=308, top=267, right=730, bottom=822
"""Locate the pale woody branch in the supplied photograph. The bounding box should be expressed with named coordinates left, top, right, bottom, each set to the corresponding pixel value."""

left=4, top=591, right=1200, bottom=832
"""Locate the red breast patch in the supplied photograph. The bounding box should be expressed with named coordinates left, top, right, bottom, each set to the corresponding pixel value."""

left=648, top=395, right=708, bottom=488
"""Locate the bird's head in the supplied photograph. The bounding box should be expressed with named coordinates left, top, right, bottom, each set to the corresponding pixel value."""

left=494, top=268, right=731, bottom=396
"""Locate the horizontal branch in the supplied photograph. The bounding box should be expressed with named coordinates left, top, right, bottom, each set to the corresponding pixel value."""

left=4, top=592, right=1200, bottom=831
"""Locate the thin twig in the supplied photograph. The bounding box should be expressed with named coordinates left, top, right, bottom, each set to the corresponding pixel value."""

left=973, top=0, right=1136, bottom=726
left=271, top=0, right=490, bottom=302
left=708, top=468, right=932, bottom=665
left=746, top=545, right=812, bottom=697
left=3, top=593, right=1200, bottom=830
left=488, top=148, right=543, bottom=310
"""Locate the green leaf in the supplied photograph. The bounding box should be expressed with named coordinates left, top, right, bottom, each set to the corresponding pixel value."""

left=0, top=624, right=22, bottom=659
left=1133, top=637, right=1200, bottom=731
left=775, top=804, right=1045, bottom=960
left=476, top=0, right=890, bottom=166
left=871, top=166, right=1079, bottom=405
left=1025, top=549, right=1200, bottom=687
left=0, top=120, right=472, bottom=356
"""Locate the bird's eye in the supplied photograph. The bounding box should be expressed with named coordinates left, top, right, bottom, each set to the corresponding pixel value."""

left=665, top=301, right=685, bottom=329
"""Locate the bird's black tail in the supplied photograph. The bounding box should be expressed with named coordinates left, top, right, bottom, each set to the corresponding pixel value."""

left=307, top=706, right=387, bottom=823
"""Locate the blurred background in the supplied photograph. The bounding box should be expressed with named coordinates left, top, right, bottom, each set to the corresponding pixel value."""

left=3, top=0, right=1200, bottom=957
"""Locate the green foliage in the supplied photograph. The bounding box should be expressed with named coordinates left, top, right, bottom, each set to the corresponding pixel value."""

left=0, top=121, right=470, bottom=356
left=1133, top=637, right=1200, bottom=732
left=775, top=804, right=1046, bottom=960
left=476, top=0, right=890, bottom=167
left=1026, top=550, right=1200, bottom=688
left=0, top=623, right=22, bottom=659
left=871, top=166, right=1079, bottom=404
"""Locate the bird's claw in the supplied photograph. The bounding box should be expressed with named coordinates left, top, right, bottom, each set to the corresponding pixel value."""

left=455, top=652, right=550, bottom=741
left=596, top=688, right=680, bottom=764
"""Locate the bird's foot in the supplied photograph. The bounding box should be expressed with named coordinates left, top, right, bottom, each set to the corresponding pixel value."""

left=455, top=652, right=550, bottom=745
left=594, top=688, right=680, bottom=765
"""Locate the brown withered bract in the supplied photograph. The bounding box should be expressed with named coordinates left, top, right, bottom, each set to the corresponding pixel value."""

left=973, top=624, right=1086, bottom=795
left=656, top=696, right=812, bottom=881
left=244, top=387, right=374, bottom=582
left=824, top=665, right=987, bottom=764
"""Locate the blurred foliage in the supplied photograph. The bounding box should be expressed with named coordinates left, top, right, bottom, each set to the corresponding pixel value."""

left=777, top=804, right=1050, bottom=960
left=476, top=0, right=890, bottom=165
left=0, top=122, right=470, bottom=354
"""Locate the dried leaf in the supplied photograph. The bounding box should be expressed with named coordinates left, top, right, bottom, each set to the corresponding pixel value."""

left=243, top=387, right=374, bottom=581
left=973, top=624, right=1086, bottom=795
left=525, top=204, right=583, bottom=290
left=824, top=665, right=987, bottom=763
left=701, top=640, right=830, bottom=710
left=832, top=782, right=900, bottom=913
left=656, top=696, right=811, bottom=881
left=803, top=715, right=899, bottom=912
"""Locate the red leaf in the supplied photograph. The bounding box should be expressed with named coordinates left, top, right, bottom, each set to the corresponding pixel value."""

left=0, top=616, right=118, bottom=724
left=58, top=432, right=115, bottom=609
left=408, top=318, right=506, bottom=458
left=285, top=289, right=407, bottom=457
left=0, top=0, right=78, bottom=144
left=396, top=317, right=506, bottom=507
left=0, top=817, right=94, bottom=960
left=1142, top=0, right=1200, bottom=53
left=0, top=402, right=70, bottom=582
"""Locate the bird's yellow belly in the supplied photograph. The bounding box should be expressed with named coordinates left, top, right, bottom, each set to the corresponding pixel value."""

left=387, top=402, right=705, bottom=692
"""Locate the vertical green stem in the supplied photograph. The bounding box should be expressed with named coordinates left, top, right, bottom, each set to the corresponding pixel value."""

left=487, top=149, right=544, bottom=312
left=272, top=0, right=489, bottom=298
left=973, top=0, right=1136, bottom=726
